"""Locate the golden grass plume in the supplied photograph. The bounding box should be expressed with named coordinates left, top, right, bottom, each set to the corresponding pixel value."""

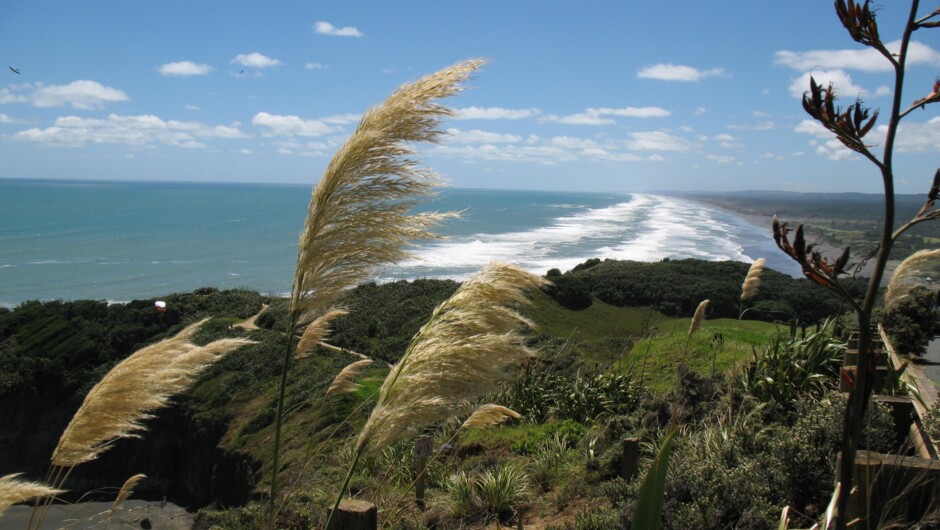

left=51, top=319, right=255, bottom=467
left=356, top=262, right=546, bottom=452
left=111, top=473, right=146, bottom=510
left=0, top=474, right=63, bottom=516
left=326, top=359, right=374, bottom=397
left=296, top=308, right=349, bottom=358
left=688, top=299, right=710, bottom=340
left=885, top=249, right=940, bottom=307
left=740, top=258, right=766, bottom=302
left=461, top=404, right=522, bottom=430
left=290, top=59, right=484, bottom=347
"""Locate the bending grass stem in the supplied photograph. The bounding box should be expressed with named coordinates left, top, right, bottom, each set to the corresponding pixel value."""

left=325, top=445, right=366, bottom=530
left=267, top=319, right=296, bottom=529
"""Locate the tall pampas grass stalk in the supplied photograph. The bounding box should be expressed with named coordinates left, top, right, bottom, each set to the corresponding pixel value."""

left=739, top=258, right=766, bottom=319
left=0, top=474, right=63, bottom=517
left=31, top=320, right=253, bottom=530
left=460, top=404, right=522, bottom=430
left=111, top=473, right=146, bottom=510
left=52, top=319, right=254, bottom=468
left=266, top=59, right=483, bottom=524
left=685, top=299, right=710, bottom=354
left=325, top=262, right=546, bottom=529
left=885, top=249, right=940, bottom=307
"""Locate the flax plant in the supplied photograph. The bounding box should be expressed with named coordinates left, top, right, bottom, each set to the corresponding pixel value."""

left=772, top=2, right=940, bottom=526
left=267, top=59, right=483, bottom=523
left=326, top=263, right=546, bottom=528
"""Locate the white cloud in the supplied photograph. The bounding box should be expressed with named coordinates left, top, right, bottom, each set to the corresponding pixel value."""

left=694, top=107, right=707, bottom=115
left=1, top=80, right=128, bottom=109
left=252, top=112, right=333, bottom=137
left=231, top=53, right=282, bottom=68
left=706, top=154, right=736, bottom=164
left=788, top=69, right=870, bottom=99
left=185, top=105, right=201, bottom=111
left=0, top=113, right=26, bottom=124
left=305, top=62, right=326, bottom=70
left=728, top=121, right=776, bottom=131
left=550, top=136, right=600, bottom=149
left=431, top=144, right=576, bottom=164
left=158, top=61, right=213, bottom=77
left=238, top=148, right=253, bottom=155
left=13, top=113, right=248, bottom=147
left=625, top=131, right=692, bottom=151
left=314, top=21, right=364, bottom=37
left=775, top=40, right=940, bottom=72
left=455, top=106, right=541, bottom=120
left=885, top=116, right=940, bottom=153
left=637, top=64, right=726, bottom=82
left=544, top=106, right=670, bottom=125
left=320, top=113, right=360, bottom=125
left=445, top=128, right=522, bottom=144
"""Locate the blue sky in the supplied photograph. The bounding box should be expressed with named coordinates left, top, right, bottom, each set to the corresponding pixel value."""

left=1, top=1, right=938, bottom=193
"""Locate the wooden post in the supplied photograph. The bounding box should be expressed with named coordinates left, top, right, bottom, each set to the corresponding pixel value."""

left=622, top=437, right=640, bottom=481
left=415, top=435, right=433, bottom=511
left=327, top=499, right=377, bottom=530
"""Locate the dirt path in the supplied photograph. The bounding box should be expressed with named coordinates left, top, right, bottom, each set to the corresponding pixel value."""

left=234, top=303, right=268, bottom=331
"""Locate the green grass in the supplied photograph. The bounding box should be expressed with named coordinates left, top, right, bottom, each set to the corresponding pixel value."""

left=526, top=290, right=663, bottom=365
left=623, top=317, right=782, bottom=392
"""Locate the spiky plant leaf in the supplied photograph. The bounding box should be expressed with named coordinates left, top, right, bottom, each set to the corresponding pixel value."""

left=630, top=428, right=675, bottom=530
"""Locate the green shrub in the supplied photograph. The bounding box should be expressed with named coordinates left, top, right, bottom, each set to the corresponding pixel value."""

left=882, top=285, right=937, bottom=355
left=476, top=462, right=532, bottom=517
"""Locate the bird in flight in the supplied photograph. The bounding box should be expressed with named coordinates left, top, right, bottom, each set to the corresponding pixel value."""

left=9, top=66, right=21, bottom=74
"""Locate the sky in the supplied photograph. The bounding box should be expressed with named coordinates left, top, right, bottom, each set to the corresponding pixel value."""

left=0, top=1, right=938, bottom=194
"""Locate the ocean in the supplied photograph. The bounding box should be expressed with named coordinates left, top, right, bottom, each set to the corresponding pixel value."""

left=0, top=179, right=800, bottom=307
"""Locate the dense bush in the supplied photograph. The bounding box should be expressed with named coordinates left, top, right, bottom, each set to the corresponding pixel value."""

left=882, top=285, right=938, bottom=355
left=558, top=258, right=864, bottom=323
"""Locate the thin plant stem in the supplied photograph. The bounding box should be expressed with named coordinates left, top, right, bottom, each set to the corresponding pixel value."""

left=325, top=445, right=366, bottom=530
left=266, top=318, right=296, bottom=529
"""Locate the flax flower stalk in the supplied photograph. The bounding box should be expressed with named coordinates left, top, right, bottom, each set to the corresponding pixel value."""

left=739, top=258, right=766, bottom=319
left=326, top=263, right=546, bottom=529
left=267, top=59, right=484, bottom=525
left=685, top=299, right=710, bottom=354
left=885, top=249, right=940, bottom=307
left=0, top=474, right=63, bottom=517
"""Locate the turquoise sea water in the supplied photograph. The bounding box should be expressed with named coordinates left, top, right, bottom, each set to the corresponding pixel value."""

left=0, top=179, right=799, bottom=307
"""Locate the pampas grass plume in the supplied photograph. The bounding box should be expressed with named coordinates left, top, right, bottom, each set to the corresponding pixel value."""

left=461, top=404, right=522, bottom=430
left=52, top=319, right=255, bottom=467
left=0, top=474, right=63, bottom=516
left=296, top=309, right=349, bottom=358
left=740, top=258, right=766, bottom=302
left=688, top=299, right=710, bottom=340
left=885, top=249, right=940, bottom=307
left=326, top=359, right=373, bottom=397
left=111, top=473, right=146, bottom=510
left=290, top=58, right=484, bottom=342
left=356, top=262, right=547, bottom=452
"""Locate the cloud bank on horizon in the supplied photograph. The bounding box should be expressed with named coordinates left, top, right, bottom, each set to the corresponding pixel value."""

left=1, top=2, right=938, bottom=193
